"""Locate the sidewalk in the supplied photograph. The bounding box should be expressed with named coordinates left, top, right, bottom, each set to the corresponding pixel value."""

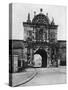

left=12, top=68, right=37, bottom=87
left=36, top=66, right=66, bottom=73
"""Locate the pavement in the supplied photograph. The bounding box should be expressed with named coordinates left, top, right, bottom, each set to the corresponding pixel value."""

left=36, top=66, right=66, bottom=73
left=11, top=66, right=66, bottom=87
left=20, top=66, right=67, bottom=86
left=12, top=68, right=37, bottom=87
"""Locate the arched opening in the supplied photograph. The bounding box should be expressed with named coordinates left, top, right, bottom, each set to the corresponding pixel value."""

left=34, top=49, right=47, bottom=67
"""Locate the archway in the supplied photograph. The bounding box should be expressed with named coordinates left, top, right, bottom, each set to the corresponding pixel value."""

left=34, top=49, right=47, bottom=67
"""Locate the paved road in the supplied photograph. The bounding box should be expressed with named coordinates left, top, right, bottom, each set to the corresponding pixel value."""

left=20, top=67, right=66, bottom=86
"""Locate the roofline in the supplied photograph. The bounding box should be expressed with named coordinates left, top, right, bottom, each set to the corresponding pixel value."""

left=58, top=40, right=66, bottom=42
left=9, top=39, right=66, bottom=42
left=9, top=39, right=24, bottom=42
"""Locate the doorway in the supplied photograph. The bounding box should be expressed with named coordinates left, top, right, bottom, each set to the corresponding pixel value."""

left=34, top=49, right=47, bottom=67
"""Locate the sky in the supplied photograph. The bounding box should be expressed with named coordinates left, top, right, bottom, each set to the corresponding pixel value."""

left=12, top=3, right=66, bottom=40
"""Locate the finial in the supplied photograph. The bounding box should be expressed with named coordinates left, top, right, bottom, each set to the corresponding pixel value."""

left=28, top=13, right=30, bottom=20
left=51, top=17, right=55, bottom=25
left=27, top=13, right=31, bottom=23
left=40, top=8, right=43, bottom=13
left=34, top=11, right=36, bottom=16
left=52, top=17, right=54, bottom=22
left=46, top=13, right=48, bottom=16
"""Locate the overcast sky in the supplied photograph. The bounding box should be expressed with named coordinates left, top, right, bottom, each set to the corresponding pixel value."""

left=12, top=3, right=66, bottom=40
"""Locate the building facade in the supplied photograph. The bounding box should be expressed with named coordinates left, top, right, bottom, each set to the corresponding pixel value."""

left=23, top=9, right=58, bottom=67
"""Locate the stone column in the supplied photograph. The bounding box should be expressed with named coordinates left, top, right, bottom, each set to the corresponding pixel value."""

left=31, top=48, right=34, bottom=66
left=47, top=48, right=51, bottom=67
left=47, top=29, right=49, bottom=42
left=55, top=47, right=58, bottom=67
left=43, top=30, right=45, bottom=41
left=30, top=48, right=33, bottom=65
left=27, top=47, right=30, bottom=65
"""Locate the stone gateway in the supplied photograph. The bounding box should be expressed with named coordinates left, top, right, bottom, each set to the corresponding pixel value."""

left=23, top=9, right=58, bottom=67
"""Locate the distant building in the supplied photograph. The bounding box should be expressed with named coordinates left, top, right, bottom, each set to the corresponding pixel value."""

left=58, top=40, right=66, bottom=66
